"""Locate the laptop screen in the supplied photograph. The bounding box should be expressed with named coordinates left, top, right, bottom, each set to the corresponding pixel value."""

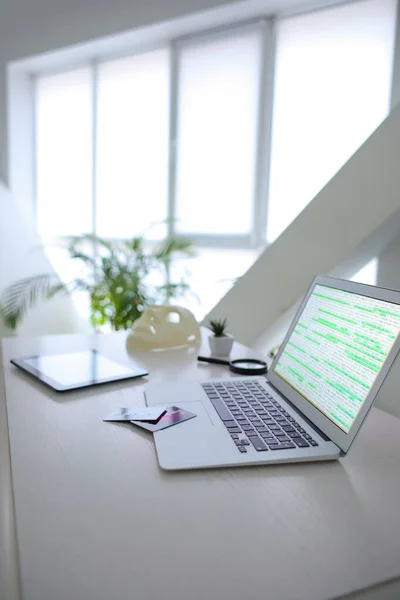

left=273, top=284, right=400, bottom=433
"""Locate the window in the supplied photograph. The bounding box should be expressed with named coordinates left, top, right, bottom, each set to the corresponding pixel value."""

left=267, top=0, right=396, bottom=243
left=35, top=1, right=397, bottom=249
left=96, top=49, right=170, bottom=239
left=36, top=67, right=93, bottom=236
left=35, top=25, right=263, bottom=247
left=34, top=1, right=397, bottom=319
left=175, top=28, right=261, bottom=237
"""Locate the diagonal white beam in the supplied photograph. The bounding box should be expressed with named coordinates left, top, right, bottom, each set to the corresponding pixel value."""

left=205, top=103, right=400, bottom=346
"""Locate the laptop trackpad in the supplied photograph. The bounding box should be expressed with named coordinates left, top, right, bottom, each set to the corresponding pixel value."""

left=156, top=400, right=214, bottom=427
left=152, top=400, right=230, bottom=470
left=144, top=381, right=217, bottom=426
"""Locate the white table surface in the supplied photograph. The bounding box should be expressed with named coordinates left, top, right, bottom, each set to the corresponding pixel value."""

left=1, top=330, right=400, bottom=600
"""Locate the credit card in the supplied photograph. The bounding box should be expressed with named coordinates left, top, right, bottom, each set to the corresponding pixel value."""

left=104, top=407, right=167, bottom=423
left=131, top=406, right=196, bottom=432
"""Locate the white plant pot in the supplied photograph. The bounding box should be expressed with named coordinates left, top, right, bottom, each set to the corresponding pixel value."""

left=209, top=334, right=234, bottom=357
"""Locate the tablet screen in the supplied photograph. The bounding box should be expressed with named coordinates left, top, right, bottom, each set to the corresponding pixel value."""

left=12, top=350, right=148, bottom=391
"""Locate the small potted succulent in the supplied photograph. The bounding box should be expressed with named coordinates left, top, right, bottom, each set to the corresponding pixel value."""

left=208, top=318, right=234, bottom=356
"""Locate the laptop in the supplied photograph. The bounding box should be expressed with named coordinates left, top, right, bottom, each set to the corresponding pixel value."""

left=145, top=275, right=400, bottom=470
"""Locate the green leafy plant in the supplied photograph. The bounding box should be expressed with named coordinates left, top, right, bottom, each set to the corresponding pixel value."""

left=209, top=318, right=228, bottom=337
left=0, top=233, right=194, bottom=331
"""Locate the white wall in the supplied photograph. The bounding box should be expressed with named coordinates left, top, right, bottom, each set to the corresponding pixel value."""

left=391, top=0, right=400, bottom=106
left=0, top=182, right=89, bottom=336
left=377, top=235, right=400, bottom=291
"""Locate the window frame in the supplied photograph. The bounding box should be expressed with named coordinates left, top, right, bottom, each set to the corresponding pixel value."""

left=33, top=19, right=275, bottom=249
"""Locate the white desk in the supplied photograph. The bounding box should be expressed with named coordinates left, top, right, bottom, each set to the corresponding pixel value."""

left=1, top=331, right=400, bottom=600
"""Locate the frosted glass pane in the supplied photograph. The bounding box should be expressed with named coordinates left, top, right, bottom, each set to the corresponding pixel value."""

left=96, top=49, right=169, bottom=239
left=267, top=0, right=396, bottom=243
left=36, top=68, right=93, bottom=236
left=175, top=30, right=261, bottom=235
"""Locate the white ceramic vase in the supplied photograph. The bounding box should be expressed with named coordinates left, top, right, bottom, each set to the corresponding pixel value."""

left=209, top=333, right=234, bottom=357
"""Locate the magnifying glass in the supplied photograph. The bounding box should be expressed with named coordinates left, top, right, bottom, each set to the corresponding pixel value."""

left=197, top=356, right=268, bottom=375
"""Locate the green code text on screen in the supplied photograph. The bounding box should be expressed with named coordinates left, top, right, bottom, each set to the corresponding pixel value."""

left=274, top=284, right=400, bottom=433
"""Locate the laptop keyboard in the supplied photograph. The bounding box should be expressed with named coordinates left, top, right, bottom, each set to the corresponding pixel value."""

left=201, top=380, right=318, bottom=453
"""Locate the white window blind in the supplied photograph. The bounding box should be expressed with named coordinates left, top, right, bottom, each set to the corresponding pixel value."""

left=96, top=49, right=170, bottom=239
left=267, top=0, right=397, bottom=243
left=175, top=28, right=261, bottom=236
left=36, top=67, right=93, bottom=236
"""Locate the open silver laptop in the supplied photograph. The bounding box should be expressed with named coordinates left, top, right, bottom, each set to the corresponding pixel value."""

left=145, top=275, right=400, bottom=470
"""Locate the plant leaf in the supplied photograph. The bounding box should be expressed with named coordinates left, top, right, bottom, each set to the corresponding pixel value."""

left=0, top=274, right=66, bottom=330
left=1, top=231, right=195, bottom=332
left=209, top=318, right=227, bottom=337
left=154, top=236, right=195, bottom=261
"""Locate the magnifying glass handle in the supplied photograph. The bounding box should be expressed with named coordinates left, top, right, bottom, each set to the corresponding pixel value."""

left=197, top=356, right=231, bottom=366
